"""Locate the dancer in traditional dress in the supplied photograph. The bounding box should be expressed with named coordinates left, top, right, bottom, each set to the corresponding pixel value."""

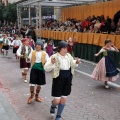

left=27, top=39, right=49, bottom=104
left=11, top=35, right=22, bottom=60
left=2, top=34, right=10, bottom=56
left=91, top=39, right=119, bottom=88
left=45, top=38, right=54, bottom=57
left=17, top=38, right=33, bottom=83
left=44, top=41, right=81, bottom=120
left=67, top=37, right=77, bottom=57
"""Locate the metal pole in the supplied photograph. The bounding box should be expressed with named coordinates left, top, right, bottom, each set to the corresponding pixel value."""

left=36, top=2, right=41, bottom=39
left=28, top=6, right=31, bottom=25
left=17, top=5, right=22, bottom=30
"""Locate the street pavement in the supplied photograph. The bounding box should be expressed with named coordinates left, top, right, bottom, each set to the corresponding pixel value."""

left=0, top=49, right=120, bottom=120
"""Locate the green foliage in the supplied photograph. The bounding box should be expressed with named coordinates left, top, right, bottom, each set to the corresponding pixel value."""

left=0, top=4, right=5, bottom=23
left=0, top=3, right=17, bottom=23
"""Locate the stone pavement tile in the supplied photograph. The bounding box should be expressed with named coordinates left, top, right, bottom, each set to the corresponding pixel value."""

left=5, top=108, right=20, bottom=120
left=0, top=114, right=10, bottom=120
left=0, top=108, right=7, bottom=115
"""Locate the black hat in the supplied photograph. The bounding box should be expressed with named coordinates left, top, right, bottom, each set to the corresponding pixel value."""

left=58, top=41, right=68, bottom=49
left=53, top=41, right=68, bottom=52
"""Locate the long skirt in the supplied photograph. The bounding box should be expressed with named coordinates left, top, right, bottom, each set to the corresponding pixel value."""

left=91, top=57, right=119, bottom=82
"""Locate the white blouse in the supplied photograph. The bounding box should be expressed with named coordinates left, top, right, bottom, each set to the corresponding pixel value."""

left=100, top=47, right=115, bottom=53
left=11, top=40, right=22, bottom=46
left=57, top=53, right=71, bottom=70
left=28, top=51, right=49, bottom=63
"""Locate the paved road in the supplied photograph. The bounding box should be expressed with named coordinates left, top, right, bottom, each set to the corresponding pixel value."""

left=0, top=49, right=120, bottom=120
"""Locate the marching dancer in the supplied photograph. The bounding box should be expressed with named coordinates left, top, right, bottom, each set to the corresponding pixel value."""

left=67, top=37, right=77, bottom=57
left=17, top=38, right=33, bottom=83
left=27, top=39, right=49, bottom=104
left=91, top=39, right=119, bottom=88
left=44, top=41, right=81, bottom=120
left=2, top=34, right=10, bottom=56
left=11, top=35, right=22, bottom=60
left=45, top=38, right=54, bottom=57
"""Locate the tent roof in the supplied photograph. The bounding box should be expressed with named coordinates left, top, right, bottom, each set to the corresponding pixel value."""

left=17, top=0, right=97, bottom=7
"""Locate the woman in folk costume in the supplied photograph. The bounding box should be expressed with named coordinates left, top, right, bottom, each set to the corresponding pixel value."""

left=11, top=35, right=22, bottom=60
left=2, top=34, right=10, bottom=56
left=44, top=41, right=81, bottom=120
left=91, top=39, right=119, bottom=88
left=27, top=39, right=49, bottom=104
left=46, top=38, right=54, bottom=57
left=17, top=38, right=33, bottom=83
left=67, top=37, right=77, bottom=57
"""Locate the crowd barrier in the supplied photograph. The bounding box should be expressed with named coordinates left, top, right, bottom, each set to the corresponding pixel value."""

left=35, top=30, right=120, bottom=68
left=62, top=0, right=120, bottom=21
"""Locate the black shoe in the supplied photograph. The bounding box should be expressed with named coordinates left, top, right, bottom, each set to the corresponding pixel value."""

left=50, top=105, right=57, bottom=117
left=55, top=115, right=61, bottom=120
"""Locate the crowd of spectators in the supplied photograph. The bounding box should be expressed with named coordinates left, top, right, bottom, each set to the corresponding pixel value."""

left=41, top=15, right=120, bottom=35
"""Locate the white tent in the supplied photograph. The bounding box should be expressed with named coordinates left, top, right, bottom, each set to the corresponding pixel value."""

left=17, top=0, right=97, bottom=7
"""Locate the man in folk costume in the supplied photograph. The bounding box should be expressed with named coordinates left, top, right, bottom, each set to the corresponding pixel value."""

left=17, top=38, right=33, bottom=83
left=44, top=41, right=81, bottom=120
left=27, top=39, right=49, bottom=104
left=2, top=34, right=10, bottom=56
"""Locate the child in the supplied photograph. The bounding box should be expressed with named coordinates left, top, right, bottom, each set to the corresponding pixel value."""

left=46, top=38, right=54, bottom=57
left=28, top=36, right=35, bottom=49
left=2, top=34, right=10, bottom=56
left=67, top=37, right=77, bottom=57
left=91, top=39, right=119, bottom=88
left=27, top=39, right=49, bottom=104
left=11, top=35, right=22, bottom=60
left=44, top=41, right=81, bottom=120
left=17, top=38, right=33, bottom=83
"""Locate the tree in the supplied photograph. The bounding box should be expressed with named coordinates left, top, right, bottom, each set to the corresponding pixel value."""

left=0, top=4, right=5, bottom=24
left=3, top=3, right=17, bottom=24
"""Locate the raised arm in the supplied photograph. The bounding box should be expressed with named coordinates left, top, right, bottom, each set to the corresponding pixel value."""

left=111, top=44, right=119, bottom=52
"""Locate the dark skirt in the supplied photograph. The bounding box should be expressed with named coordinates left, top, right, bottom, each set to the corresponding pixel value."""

left=105, top=55, right=119, bottom=77
left=20, top=58, right=31, bottom=69
left=52, top=75, right=72, bottom=97
left=2, top=45, right=9, bottom=50
left=30, top=68, right=46, bottom=85
left=13, top=48, right=19, bottom=54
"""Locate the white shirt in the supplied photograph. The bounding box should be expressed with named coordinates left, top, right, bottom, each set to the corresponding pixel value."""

left=100, top=47, right=115, bottom=53
left=28, top=51, right=49, bottom=63
left=0, top=38, right=3, bottom=42
left=11, top=40, right=22, bottom=46
left=57, top=53, right=70, bottom=70
left=17, top=45, right=33, bottom=57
